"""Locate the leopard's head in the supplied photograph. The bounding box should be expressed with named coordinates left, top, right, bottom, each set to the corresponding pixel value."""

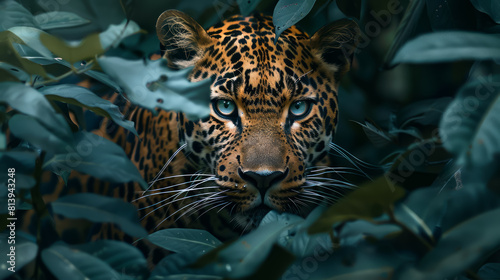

left=157, top=10, right=360, bottom=229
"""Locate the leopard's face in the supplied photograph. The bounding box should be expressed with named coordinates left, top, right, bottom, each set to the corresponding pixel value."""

left=157, top=11, right=360, bottom=229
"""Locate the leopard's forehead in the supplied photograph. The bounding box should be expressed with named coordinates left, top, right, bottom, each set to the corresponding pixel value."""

left=192, top=14, right=330, bottom=111
left=206, top=14, right=309, bottom=41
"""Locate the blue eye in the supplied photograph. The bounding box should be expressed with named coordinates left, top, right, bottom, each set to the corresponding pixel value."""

left=289, top=100, right=310, bottom=118
left=215, top=99, right=236, bottom=117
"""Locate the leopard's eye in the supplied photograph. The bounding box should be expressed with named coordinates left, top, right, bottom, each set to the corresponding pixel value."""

left=214, top=99, right=236, bottom=117
left=289, top=100, right=311, bottom=119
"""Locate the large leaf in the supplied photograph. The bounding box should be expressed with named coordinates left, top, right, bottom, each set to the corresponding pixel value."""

left=97, top=57, right=211, bottom=120
left=206, top=211, right=304, bottom=279
left=44, top=131, right=146, bottom=188
left=0, top=150, right=37, bottom=189
left=0, top=82, right=72, bottom=144
left=148, top=229, right=222, bottom=257
left=309, top=177, right=406, bottom=234
left=383, top=0, right=425, bottom=68
left=0, top=234, right=38, bottom=279
left=9, top=114, right=74, bottom=154
left=69, top=240, right=147, bottom=278
left=8, top=26, right=54, bottom=58
left=40, top=85, right=138, bottom=136
left=390, top=32, right=500, bottom=66
left=0, top=0, right=37, bottom=31
left=50, top=193, right=147, bottom=237
left=273, top=0, right=316, bottom=43
left=439, top=74, right=500, bottom=166
left=395, top=208, right=500, bottom=280
left=0, top=31, right=49, bottom=77
left=40, top=20, right=140, bottom=64
left=151, top=253, right=221, bottom=280
left=34, top=11, right=91, bottom=30
left=470, top=0, right=500, bottom=24
left=42, top=244, right=121, bottom=280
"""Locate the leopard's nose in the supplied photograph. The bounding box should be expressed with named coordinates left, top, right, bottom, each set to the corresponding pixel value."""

left=238, top=167, right=289, bottom=195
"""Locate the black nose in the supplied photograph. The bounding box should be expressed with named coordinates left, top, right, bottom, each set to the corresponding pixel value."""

left=238, top=168, right=289, bottom=193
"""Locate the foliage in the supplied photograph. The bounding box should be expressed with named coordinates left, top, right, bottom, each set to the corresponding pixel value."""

left=1, top=0, right=500, bottom=279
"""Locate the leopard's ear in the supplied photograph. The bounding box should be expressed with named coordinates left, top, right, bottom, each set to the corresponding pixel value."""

left=310, top=18, right=360, bottom=79
left=156, top=10, right=213, bottom=69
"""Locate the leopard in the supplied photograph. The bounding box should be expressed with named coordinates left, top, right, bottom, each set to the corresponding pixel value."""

left=23, top=9, right=361, bottom=265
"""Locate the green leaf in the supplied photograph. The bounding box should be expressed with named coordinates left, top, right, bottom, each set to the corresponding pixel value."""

left=0, top=82, right=72, bottom=142
left=34, top=11, right=91, bottom=30
left=309, top=177, right=406, bottom=234
left=50, top=193, right=148, bottom=237
left=396, top=208, right=500, bottom=280
left=69, top=240, right=147, bottom=278
left=39, top=20, right=140, bottom=64
left=440, top=74, right=500, bottom=166
left=237, top=0, right=263, bottom=16
left=148, top=229, right=222, bottom=257
left=0, top=150, right=37, bottom=189
left=9, top=26, right=56, bottom=58
left=478, top=263, right=500, bottom=279
left=44, top=131, right=146, bottom=188
left=0, top=0, right=38, bottom=31
left=151, top=253, right=221, bottom=279
left=42, top=244, right=121, bottom=280
left=97, top=57, right=211, bottom=120
left=0, top=31, right=49, bottom=77
left=273, top=0, right=316, bottom=43
left=0, top=234, right=37, bottom=278
left=9, top=114, right=74, bottom=154
left=390, top=32, right=500, bottom=66
left=470, top=0, right=500, bottom=24
left=211, top=211, right=303, bottom=278
left=383, top=0, right=425, bottom=68
left=98, top=20, right=141, bottom=50
left=40, top=85, right=138, bottom=136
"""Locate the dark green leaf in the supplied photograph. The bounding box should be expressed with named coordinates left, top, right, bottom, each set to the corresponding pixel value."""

left=50, top=193, right=147, bottom=237
left=273, top=0, right=316, bottom=43
left=97, top=57, right=211, bottom=120
left=383, top=0, right=425, bottom=68
left=0, top=234, right=38, bottom=278
left=440, top=74, right=500, bottom=166
left=0, top=31, right=49, bottom=77
left=44, top=131, right=146, bottom=188
left=42, top=244, right=121, bottom=280
left=396, top=208, right=500, bottom=280
left=0, top=0, right=37, bottom=31
left=309, top=177, right=406, bottom=234
left=9, top=114, right=74, bottom=154
left=0, top=82, right=73, bottom=144
left=0, top=150, right=37, bottom=189
left=39, top=20, right=140, bottom=64
left=470, top=0, right=500, bottom=23
left=8, top=27, right=54, bottom=58
left=40, top=85, right=138, bottom=136
left=151, top=253, right=220, bottom=279
left=69, top=240, right=147, bottom=278
left=148, top=229, right=222, bottom=257
left=209, top=211, right=303, bottom=278
left=244, top=244, right=295, bottom=280
left=34, top=11, right=91, bottom=30
left=237, top=0, right=262, bottom=16
left=478, top=263, right=500, bottom=279
left=390, top=32, right=500, bottom=66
